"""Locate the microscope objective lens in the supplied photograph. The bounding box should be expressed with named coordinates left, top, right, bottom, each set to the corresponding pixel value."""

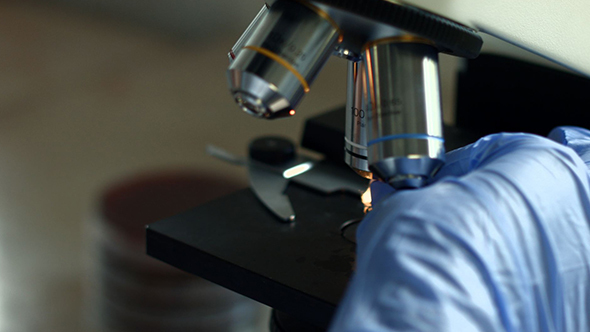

left=227, top=0, right=342, bottom=119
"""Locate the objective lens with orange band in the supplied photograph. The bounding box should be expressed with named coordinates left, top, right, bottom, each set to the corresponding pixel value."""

left=227, top=0, right=341, bottom=119
left=243, top=46, right=311, bottom=93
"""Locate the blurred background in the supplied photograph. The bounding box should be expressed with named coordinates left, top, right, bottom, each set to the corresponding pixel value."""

left=0, top=0, right=354, bottom=331
left=0, top=0, right=574, bottom=331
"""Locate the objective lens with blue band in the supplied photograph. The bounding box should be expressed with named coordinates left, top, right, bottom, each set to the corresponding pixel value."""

left=367, top=134, right=445, bottom=146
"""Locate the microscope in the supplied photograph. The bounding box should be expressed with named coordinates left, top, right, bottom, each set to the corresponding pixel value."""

left=227, top=0, right=590, bottom=188
left=227, top=0, right=482, bottom=188
left=147, top=1, right=590, bottom=331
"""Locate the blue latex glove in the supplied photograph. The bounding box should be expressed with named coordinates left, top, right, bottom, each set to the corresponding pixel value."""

left=329, top=127, right=590, bottom=332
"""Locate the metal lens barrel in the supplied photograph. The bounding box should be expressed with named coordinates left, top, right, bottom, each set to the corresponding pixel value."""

left=227, top=0, right=341, bottom=119
left=344, top=61, right=371, bottom=178
left=364, top=37, right=445, bottom=189
left=228, top=5, right=270, bottom=63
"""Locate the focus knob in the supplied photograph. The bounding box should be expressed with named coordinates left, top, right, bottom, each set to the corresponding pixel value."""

left=249, top=136, right=296, bottom=165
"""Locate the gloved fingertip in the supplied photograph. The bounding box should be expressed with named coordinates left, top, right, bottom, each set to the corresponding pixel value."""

left=370, top=181, right=395, bottom=205
left=432, top=145, right=474, bottom=180
left=548, top=127, right=567, bottom=144
left=549, top=126, right=590, bottom=145
left=548, top=126, right=590, bottom=166
left=437, top=133, right=555, bottom=182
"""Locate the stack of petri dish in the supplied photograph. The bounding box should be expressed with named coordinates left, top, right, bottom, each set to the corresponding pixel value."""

left=86, top=171, right=268, bottom=332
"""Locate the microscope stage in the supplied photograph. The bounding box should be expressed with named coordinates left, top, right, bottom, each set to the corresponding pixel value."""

left=146, top=177, right=364, bottom=329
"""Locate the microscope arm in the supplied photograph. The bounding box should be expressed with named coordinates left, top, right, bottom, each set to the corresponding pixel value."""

left=403, top=0, right=590, bottom=77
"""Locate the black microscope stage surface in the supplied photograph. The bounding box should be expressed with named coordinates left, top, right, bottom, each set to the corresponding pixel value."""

left=146, top=180, right=364, bottom=329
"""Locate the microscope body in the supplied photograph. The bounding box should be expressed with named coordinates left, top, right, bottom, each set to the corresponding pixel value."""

left=228, top=0, right=482, bottom=189
left=226, top=0, right=590, bottom=189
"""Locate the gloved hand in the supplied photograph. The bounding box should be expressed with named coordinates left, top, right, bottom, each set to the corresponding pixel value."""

left=329, top=127, right=590, bottom=332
